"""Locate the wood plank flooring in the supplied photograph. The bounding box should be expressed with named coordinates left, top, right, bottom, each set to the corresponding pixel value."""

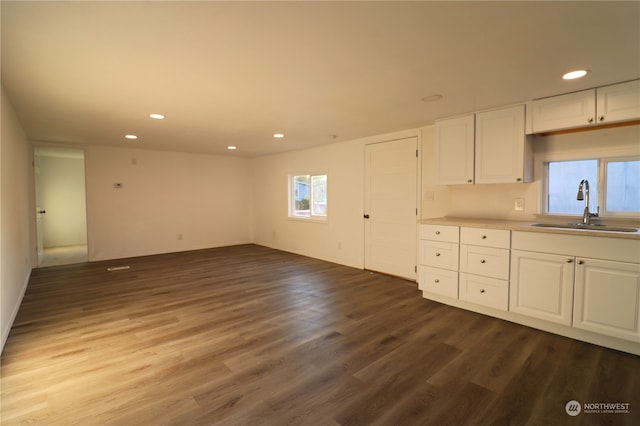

left=1, top=244, right=639, bottom=425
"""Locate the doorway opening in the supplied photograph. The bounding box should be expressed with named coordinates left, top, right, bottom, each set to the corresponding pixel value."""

left=34, top=146, right=88, bottom=267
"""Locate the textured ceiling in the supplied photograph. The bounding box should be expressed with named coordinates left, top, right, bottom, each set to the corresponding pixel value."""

left=2, top=1, right=639, bottom=157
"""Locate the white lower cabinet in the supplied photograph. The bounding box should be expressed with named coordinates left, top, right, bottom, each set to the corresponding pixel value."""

left=510, top=250, right=575, bottom=325
left=573, top=258, right=640, bottom=342
left=458, top=227, right=511, bottom=311
left=511, top=230, right=640, bottom=344
left=418, top=224, right=460, bottom=299
left=418, top=224, right=640, bottom=353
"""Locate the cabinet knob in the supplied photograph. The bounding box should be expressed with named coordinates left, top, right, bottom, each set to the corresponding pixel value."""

left=435, top=231, right=440, bottom=235
left=467, top=179, right=473, bottom=183
left=598, top=115, right=605, bottom=122
left=578, top=260, right=585, bottom=265
left=588, top=117, right=594, bottom=123
left=481, top=235, right=487, bottom=239
left=435, top=253, right=441, bottom=257
left=480, top=259, right=487, bottom=264
left=480, top=289, right=486, bottom=293
left=516, top=178, right=522, bottom=182
left=434, top=279, right=440, bottom=283
left=567, top=259, right=573, bottom=263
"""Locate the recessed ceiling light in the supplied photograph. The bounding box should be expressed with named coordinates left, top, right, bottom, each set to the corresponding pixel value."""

left=125, top=134, right=138, bottom=140
left=421, top=94, right=443, bottom=102
left=273, top=133, right=285, bottom=138
left=227, top=146, right=237, bottom=150
left=149, top=113, right=165, bottom=120
left=562, top=70, right=589, bottom=80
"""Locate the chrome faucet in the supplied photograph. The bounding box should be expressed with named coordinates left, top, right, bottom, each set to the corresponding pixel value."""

left=577, top=179, right=599, bottom=225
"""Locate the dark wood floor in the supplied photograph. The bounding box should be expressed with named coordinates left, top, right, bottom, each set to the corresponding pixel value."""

left=1, top=244, right=638, bottom=425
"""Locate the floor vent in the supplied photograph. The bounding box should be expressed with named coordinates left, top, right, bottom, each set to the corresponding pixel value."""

left=107, top=266, right=130, bottom=272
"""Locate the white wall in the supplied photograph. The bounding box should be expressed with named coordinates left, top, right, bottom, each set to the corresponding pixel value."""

left=251, top=137, right=367, bottom=269
left=38, top=154, right=87, bottom=247
left=85, top=146, right=254, bottom=261
left=1, top=87, right=34, bottom=351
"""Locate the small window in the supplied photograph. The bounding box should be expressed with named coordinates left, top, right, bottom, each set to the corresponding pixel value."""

left=289, top=173, right=327, bottom=220
left=545, top=157, right=640, bottom=217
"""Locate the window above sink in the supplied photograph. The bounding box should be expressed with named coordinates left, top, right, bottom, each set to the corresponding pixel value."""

left=543, top=156, right=640, bottom=219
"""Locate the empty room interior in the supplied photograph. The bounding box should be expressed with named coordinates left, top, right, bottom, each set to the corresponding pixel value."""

left=1, top=1, right=640, bottom=425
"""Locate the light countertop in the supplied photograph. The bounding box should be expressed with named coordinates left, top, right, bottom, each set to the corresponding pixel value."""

left=419, top=217, right=640, bottom=240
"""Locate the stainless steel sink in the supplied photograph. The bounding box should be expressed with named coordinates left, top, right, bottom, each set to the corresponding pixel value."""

left=532, top=223, right=638, bottom=232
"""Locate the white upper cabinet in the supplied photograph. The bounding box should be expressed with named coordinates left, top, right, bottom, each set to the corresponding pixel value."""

left=530, top=79, right=640, bottom=133
left=596, top=80, right=640, bottom=124
left=435, top=105, right=530, bottom=185
left=435, top=114, right=475, bottom=184
left=475, top=105, right=529, bottom=184
left=530, top=89, right=596, bottom=133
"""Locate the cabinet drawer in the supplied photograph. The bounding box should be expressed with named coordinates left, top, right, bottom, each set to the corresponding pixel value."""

left=460, top=273, right=509, bottom=311
left=460, top=227, right=510, bottom=249
left=419, top=224, right=459, bottom=243
left=419, top=266, right=458, bottom=299
left=460, top=245, right=510, bottom=280
left=419, top=241, right=459, bottom=270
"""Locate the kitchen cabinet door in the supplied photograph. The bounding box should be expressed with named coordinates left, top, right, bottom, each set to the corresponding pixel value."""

left=531, top=89, right=596, bottom=133
left=435, top=114, right=475, bottom=185
left=573, top=258, right=640, bottom=342
left=596, top=80, right=640, bottom=124
left=475, top=105, right=529, bottom=184
left=510, top=250, right=575, bottom=326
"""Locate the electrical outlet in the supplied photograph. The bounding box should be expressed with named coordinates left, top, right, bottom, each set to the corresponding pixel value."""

left=514, top=198, right=525, bottom=211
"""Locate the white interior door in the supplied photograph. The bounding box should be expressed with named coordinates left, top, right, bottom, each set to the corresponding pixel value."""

left=34, top=155, right=45, bottom=266
left=364, top=137, right=418, bottom=280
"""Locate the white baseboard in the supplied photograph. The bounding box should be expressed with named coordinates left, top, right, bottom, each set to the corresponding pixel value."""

left=1, top=268, right=32, bottom=354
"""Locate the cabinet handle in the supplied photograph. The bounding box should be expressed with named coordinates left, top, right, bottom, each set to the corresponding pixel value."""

left=480, top=289, right=486, bottom=293
left=435, top=253, right=441, bottom=257
left=588, top=117, right=594, bottom=123
left=598, top=115, right=605, bottom=122
left=434, top=279, right=440, bottom=283
left=578, top=260, right=585, bottom=265
left=566, top=259, right=573, bottom=263
left=480, top=259, right=486, bottom=264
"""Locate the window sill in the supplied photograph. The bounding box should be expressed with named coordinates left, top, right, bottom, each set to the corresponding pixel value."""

left=287, top=216, right=328, bottom=224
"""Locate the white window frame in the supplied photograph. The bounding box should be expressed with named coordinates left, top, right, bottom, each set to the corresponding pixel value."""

left=287, top=172, right=328, bottom=222
left=541, top=154, right=640, bottom=219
